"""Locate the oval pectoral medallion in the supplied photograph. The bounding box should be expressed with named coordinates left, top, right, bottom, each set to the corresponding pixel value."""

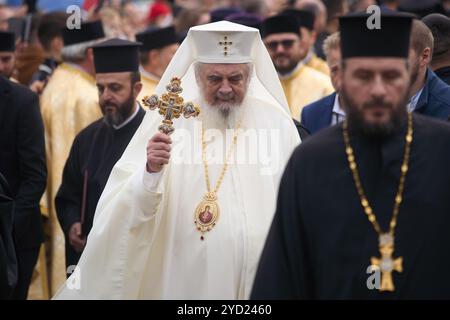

left=194, top=192, right=220, bottom=240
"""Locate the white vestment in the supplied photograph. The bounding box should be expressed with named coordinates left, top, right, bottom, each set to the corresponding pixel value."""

left=54, top=21, right=300, bottom=300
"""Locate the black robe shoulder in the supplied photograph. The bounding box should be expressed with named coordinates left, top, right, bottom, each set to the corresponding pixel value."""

left=252, top=114, right=450, bottom=299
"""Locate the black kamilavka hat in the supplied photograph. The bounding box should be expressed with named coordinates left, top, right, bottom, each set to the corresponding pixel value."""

left=62, top=20, right=105, bottom=46
left=92, top=38, right=141, bottom=73
left=339, top=12, right=414, bottom=59
left=135, top=26, right=178, bottom=51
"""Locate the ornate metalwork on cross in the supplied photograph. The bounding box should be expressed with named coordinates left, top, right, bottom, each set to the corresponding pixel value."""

left=142, top=77, right=200, bottom=135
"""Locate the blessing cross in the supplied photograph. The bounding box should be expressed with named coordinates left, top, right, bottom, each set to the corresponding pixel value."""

left=219, top=35, right=232, bottom=56
left=370, top=234, right=403, bottom=292
left=142, top=77, right=200, bottom=135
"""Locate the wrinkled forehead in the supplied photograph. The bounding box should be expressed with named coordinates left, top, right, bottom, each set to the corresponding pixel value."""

left=343, top=57, right=408, bottom=73
left=198, top=62, right=251, bottom=75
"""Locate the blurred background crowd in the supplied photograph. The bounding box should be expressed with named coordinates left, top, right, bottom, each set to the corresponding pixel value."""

left=1, top=0, right=449, bottom=90
left=0, top=0, right=449, bottom=300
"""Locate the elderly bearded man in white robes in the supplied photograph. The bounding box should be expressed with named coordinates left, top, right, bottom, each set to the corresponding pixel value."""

left=54, top=21, right=300, bottom=300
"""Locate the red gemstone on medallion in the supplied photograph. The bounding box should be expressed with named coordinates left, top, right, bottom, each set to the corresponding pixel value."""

left=199, top=208, right=213, bottom=224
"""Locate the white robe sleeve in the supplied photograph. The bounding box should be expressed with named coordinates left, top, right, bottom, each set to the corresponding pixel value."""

left=53, top=163, right=165, bottom=299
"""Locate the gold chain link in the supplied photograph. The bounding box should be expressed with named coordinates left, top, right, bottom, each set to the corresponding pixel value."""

left=342, top=112, right=413, bottom=236
left=201, top=120, right=242, bottom=195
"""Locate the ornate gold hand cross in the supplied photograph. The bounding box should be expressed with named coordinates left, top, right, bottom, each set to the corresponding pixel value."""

left=142, top=77, right=200, bottom=135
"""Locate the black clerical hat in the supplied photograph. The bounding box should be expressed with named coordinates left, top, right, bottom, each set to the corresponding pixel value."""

left=225, top=12, right=263, bottom=30
left=92, top=38, right=141, bottom=73
left=210, top=7, right=242, bottom=23
left=399, top=0, right=445, bottom=18
left=339, top=12, right=414, bottom=59
left=261, top=14, right=300, bottom=38
left=282, top=9, right=315, bottom=31
left=62, top=20, right=105, bottom=46
left=0, top=31, right=15, bottom=52
left=135, top=26, right=178, bottom=51
left=422, top=14, right=450, bottom=56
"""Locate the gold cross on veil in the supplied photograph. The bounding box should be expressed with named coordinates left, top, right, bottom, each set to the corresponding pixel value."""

left=219, top=35, right=232, bottom=56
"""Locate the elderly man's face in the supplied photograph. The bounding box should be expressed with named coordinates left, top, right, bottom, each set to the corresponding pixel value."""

left=340, top=57, right=410, bottom=136
left=0, top=51, right=15, bottom=78
left=196, top=63, right=251, bottom=115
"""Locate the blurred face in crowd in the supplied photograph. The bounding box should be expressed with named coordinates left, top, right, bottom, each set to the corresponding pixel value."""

left=0, top=6, right=13, bottom=31
left=264, top=32, right=305, bottom=75
left=148, top=43, right=179, bottom=77
left=407, top=48, right=421, bottom=89
left=196, top=63, right=251, bottom=119
left=351, top=0, right=376, bottom=12
left=295, top=0, right=327, bottom=33
left=157, top=43, right=179, bottom=71
left=326, top=47, right=341, bottom=91
left=0, top=51, right=15, bottom=78
left=96, top=72, right=142, bottom=127
left=444, top=0, right=450, bottom=12
left=299, top=27, right=316, bottom=56
left=340, top=57, right=410, bottom=137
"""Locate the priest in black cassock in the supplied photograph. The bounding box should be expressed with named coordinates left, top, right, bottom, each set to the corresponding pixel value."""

left=55, top=38, right=145, bottom=273
left=251, top=12, right=450, bottom=299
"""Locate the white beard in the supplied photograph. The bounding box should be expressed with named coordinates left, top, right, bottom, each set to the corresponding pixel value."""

left=198, top=96, right=246, bottom=131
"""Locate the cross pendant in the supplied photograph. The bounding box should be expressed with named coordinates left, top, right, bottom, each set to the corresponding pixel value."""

left=219, top=36, right=232, bottom=56
left=370, top=234, right=403, bottom=292
left=142, top=77, right=200, bottom=135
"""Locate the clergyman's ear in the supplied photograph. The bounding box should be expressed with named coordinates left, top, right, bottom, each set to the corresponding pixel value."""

left=134, top=81, right=143, bottom=98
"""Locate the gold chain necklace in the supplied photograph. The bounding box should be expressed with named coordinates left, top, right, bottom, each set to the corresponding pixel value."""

left=342, top=112, right=413, bottom=292
left=194, top=120, right=242, bottom=240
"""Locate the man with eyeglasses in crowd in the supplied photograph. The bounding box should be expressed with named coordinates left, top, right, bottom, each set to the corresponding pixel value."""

left=261, top=14, right=333, bottom=121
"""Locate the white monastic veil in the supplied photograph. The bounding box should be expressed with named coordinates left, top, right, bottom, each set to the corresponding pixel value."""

left=54, top=21, right=300, bottom=299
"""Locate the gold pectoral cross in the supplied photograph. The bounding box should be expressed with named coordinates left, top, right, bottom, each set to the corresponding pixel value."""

left=142, top=77, right=200, bottom=135
left=370, top=234, right=403, bottom=292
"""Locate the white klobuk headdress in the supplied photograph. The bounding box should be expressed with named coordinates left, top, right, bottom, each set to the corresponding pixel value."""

left=155, top=20, right=291, bottom=115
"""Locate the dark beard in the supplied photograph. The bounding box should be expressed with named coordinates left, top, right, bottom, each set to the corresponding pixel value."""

left=274, top=56, right=299, bottom=75
left=340, top=86, right=409, bottom=139
left=102, top=94, right=135, bottom=127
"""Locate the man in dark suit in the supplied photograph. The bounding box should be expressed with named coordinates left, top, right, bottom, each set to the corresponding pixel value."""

left=407, top=20, right=450, bottom=120
left=301, top=32, right=343, bottom=134
left=422, top=14, right=450, bottom=85
left=302, top=20, right=450, bottom=135
left=293, top=119, right=310, bottom=140
left=301, top=93, right=337, bottom=135
left=0, top=76, right=47, bottom=299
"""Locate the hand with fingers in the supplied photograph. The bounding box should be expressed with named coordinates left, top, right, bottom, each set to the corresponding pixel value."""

left=69, top=222, right=86, bottom=253
left=146, top=133, right=172, bottom=173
